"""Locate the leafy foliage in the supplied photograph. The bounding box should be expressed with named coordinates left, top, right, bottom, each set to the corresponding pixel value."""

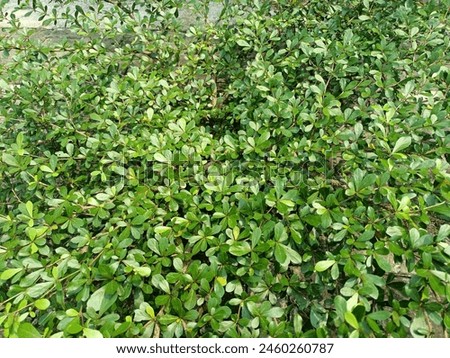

left=0, top=0, right=449, bottom=338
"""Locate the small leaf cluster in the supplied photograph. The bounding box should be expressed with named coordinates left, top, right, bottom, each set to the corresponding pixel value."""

left=0, top=0, right=449, bottom=337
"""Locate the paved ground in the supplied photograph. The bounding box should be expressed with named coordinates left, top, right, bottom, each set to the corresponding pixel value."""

left=0, top=1, right=223, bottom=28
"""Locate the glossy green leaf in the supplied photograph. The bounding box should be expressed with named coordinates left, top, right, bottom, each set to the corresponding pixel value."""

left=0, top=268, right=22, bottom=280
left=152, top=274, right=170, bottom=294
left=367, top=311, right=391, bottom=321
left=17, top=323, right=41, bottom=338
left=27, top=282, right=53, bottom=298
left=392, top=136, right=411, bottom=154
left=344, top=311, right=359, bottom=330
left=83, top=328, right=103, bottom=338
left=2, top=153, right=19, bottom=167
left=135, top=266, right=151, bottom=277
left=34, top=298, right=51, bottom=310
left=315, top=260, right=336, bottom=272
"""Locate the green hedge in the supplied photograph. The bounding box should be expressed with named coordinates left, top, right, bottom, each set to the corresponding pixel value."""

left=0, top=0, right=449, bottom=338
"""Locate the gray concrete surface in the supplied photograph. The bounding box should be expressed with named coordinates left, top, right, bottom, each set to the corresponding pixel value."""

left=0, top=1, right=224, bottom=28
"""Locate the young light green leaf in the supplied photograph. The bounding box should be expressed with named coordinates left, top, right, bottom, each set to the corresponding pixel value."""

left=437, top=224, right=450, bottom=241
left=293, top=314, right=303, bottom=334
left=2, top=153, right=19, bottom=167
left=134, top=266, right=151, bottom=277
left=95, top=193, right=110, bottom=201
left=0, top=268, right=22, bottom=281
left=146, top=108, right=154, bottom=120
left=392, top=136, right=411, bottom=154
left=312, top=202, right=328, bottom=215
left=151, top=274, right=170, bottom=294
left=266, top=307, right=284, bottom=318
left=236, top=39, right=251, bottom=47
left=87, top=286, right=106, bottom=312
left=83, top=328, right=103, bottom=338
left=145, top=305, right=155, bottom=319
left=315, top=260, right=336, bottom=272
left=173, top=257, right=183, bottom=272
left=134, top=303, right=153, bottom=322
left=0, top=78, right=9, bottom=90
left=66, top=309, right=79, bottom=317
left=274, top=222, right=288, bottom=242
left=154, top=226, right=171, bottom=234
left=229, top=241, right=251, bottom=256
left=17, top=322, right=41, bottom=338
left=283, top=244, right=302, bottom=264
left=154, top=153, right=169, bottom=163
left=34, top=298, right=50, bottom=310
left=40, top=165, right=54, bottom=173
left=25, top=201, right=33, bottom=217
left=344, top=311, right=359, bottom=330
left=27, top=282, right=53, bottom=298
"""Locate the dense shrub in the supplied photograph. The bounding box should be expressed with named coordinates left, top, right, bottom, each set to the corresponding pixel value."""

left=0, top=0, right=449, bottom=338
